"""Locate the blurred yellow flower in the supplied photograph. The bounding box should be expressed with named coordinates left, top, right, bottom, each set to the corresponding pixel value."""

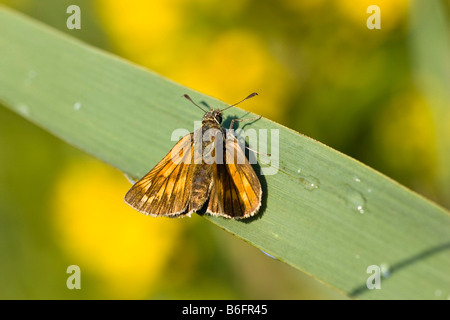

left=376, top=91, right=437, bottom=189
left=281, top=0, right=326, bottom=11
left=335, top=0, right=409, bottom=29
left=97, top=0, right=291, bottom=122
left=97, top=0, right=185, bottom=66
left=171, top=30, right=292, bottom=122
left=52, top=158, right=188, bottom=299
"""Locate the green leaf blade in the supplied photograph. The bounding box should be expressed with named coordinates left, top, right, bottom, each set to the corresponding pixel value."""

left=1, top=5, right=449, bottom=299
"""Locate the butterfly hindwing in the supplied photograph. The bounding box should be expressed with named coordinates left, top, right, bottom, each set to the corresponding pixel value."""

left=207, top=131, right=262, bottom=219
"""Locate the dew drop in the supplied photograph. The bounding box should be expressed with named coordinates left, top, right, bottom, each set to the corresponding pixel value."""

left=260, top=249, right=278, bottom=260
left=344, top=184, right=366, bottom=214
left=123, top=173, right=136, bottom=184
left=74, top=102, right=82, bottom=111
left=297, top=170, right=319, bottom=191
left=380, top=263, right=391, bottom=278
left=298, top=174, right=320, bottom=191
left=24, top=70, right=37, bottom=86
left=16, top=104, right=30, bottom=117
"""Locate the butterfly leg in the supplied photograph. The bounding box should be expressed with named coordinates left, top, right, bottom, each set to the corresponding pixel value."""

left=228, top=116, right=262, bottom=131
left=228, top=116, right=270, bottom=156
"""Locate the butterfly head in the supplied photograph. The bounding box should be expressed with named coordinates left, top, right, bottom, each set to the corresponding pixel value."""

left=183, top=92, right=258, bottom=126
left=202, top=109, right=223, bottom=125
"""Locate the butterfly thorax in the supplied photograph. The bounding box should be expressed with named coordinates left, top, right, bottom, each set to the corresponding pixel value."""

left=199, top=109, right=225, bottom=157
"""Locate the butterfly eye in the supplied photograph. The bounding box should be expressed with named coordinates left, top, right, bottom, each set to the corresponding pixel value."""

left=216, top=114, right=222, bottom=124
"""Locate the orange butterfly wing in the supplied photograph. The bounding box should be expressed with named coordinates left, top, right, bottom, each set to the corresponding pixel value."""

left=124, top=133, right=195, bottom=216
left=207, top=132, right=262, bottom=219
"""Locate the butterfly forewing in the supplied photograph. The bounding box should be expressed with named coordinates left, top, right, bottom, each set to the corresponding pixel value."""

left=124, top=132, right=195, bottom=216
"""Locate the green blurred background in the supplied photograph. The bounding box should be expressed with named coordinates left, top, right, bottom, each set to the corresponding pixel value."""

left=0, top=0, right=448, bottom=299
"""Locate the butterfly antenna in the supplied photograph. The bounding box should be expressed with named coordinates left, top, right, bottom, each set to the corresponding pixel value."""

left=183, top=94, right=209, bottom=113
left=221, top=92, right=258, bottom=112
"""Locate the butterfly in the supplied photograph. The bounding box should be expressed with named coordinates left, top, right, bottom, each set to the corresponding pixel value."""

left=124, top=93, right=262, bottom=219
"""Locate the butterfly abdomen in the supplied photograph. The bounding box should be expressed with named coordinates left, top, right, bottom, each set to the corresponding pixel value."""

left=188, top=164, right=213, bottom=212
